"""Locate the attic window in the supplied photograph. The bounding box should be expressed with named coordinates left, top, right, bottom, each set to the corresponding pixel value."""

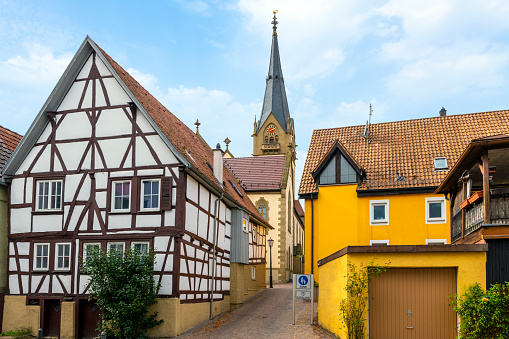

left=434, top=157, right=448, bottom=170
left=318, top=154, right=357, bottom=185
left=228, top=180, right=243, bottom=198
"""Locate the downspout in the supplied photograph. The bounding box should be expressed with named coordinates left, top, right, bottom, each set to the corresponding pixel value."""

left=311, top=193, right=315, bottom=274
left=209, top=192, right=224, bottom=320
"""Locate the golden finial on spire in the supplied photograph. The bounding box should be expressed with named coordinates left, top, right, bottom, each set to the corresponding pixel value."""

left=272, top=10, right=278, bottom=36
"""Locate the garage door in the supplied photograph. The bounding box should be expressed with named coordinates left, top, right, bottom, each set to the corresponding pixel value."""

left=368, top=268, right=457, bottom=339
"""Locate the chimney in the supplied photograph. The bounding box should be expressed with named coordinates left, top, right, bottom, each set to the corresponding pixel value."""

left=439, top=107, right=447, bottom=116
left=213, top=143, right=224, bottom=184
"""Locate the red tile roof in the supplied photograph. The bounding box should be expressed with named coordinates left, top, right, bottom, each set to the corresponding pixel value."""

left=299, top=111, right=509, bottom=195
left=224, top=156, right=285, bottom=191
left=294, top=200, right=304, bottom=217
left=0, top=126, right=22, bottom=170
left=96, top=44, right=267, bottom=225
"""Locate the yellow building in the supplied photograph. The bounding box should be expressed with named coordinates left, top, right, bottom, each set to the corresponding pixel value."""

left=298, top=110, right=509, bottom=282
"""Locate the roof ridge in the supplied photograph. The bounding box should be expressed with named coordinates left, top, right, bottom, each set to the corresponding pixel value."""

left=313, top=109, right=509, bottom=132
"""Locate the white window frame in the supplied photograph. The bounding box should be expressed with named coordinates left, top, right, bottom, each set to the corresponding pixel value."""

left=252, top=225, right=257, bottom=243
left=425, top=197, right=447, bottom=224
left=55, top=243, right=71, bottom=271
left=131, top=241, right=150, bottom=255
left=370, top=200, right=389, bottom=225
left=140, top=179, right=161, bottom=212
left=251, top=266, right=256, bottom=280
left=370, top=240, right=389, bottom=246
left=33, top=243, right=50, bottom=271
left=242, top=218, right=248, bottom=233
left=111, top=180, right=131, bottom=212
left=426, top=239, right=447, bottom=245
left=107, top=242, right=125, bottom=254
left=83, top=243, right=101, bottom=264
left=35, top=180, right=63, bottom=211
left=433, top=157, right=448, bottom=171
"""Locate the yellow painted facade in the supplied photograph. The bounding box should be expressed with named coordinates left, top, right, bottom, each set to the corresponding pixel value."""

left=304, top=184, right=450, bottom=282
left=318, top=251, right=487, bottom=338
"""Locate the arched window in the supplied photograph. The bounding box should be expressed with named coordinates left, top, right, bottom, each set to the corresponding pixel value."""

left=264, top=136, right=268, bottom=144
left=258, top=203, right=267, bottom=220
left=269, top=137, right=274, bottom=144
left=275, top=135, right=279, bottom=143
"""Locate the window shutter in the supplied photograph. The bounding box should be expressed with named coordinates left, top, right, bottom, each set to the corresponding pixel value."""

left=161, top=177, right=172, bottom=210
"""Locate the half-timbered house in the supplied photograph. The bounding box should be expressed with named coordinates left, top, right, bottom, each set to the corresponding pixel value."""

left=1, top=36, right=271, bottom=338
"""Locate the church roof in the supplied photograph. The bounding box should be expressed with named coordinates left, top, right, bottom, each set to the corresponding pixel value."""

left=299, top=110, right=509, bottom=196
left=224, top=155, right=285, bottom=191
left=294, top=200, right=304, bottom=217
left=257, top=13, right=291, bottom=133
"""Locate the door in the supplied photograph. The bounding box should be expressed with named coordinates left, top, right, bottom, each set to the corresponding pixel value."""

left=78, top=300, right=101, bottom=339
left=43, top=299, right=61, bottom=337
left=368, top=268, right=457, bottom=339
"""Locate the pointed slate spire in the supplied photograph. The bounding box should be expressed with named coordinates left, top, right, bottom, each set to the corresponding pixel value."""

left=257, top=10, right=291, bottom=133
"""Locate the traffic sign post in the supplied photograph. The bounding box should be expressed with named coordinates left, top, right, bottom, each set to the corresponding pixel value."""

left=292, top=274, right=313, bottom=325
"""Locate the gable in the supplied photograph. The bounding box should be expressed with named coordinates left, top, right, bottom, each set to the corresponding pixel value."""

left=312, top=141, right=362, bottom=186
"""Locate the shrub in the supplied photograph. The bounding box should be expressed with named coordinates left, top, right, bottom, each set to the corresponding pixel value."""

left=81, top=247, right=163, bottom=338
left=339, top=259, right=389, bottom=339
left=451, top=282, right=509, bottom=339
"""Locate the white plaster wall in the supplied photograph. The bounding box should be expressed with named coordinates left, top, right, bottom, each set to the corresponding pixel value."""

left=136, top=214, right=160, bottom=227
left=146, top=135, right=178, bottom=164
left=101, top=78, right=131, bottom=106
left=154, top=236, right=171, bottom=252
left=79, top=275, right=90, bottom=294
left=186, top=177, right=199, bottom=203
left=98, top=138, right=131, bottom=169
left=19, top=259, right=29, bottom=272
left=39, top=276, right=49, bottom=293
left=185, top=203, right=198, bottom=235
left=197, top=211, right=208, bottom=240
left=57, top=141, right=89, bottom=170
left=136, top=113, right=154, bottom=133
left=95, top=57, right=111, bottom=77
left=32, top=215, right=62, bottom=232
left=15, top=145, right=41, bottom=175
left=67, top=205, right=84, bottom=232
left=10, top=208, right=31, bottom=234
left=56, top=113, right=92, bottom=140
left=31, top=276, right=42, bottom=293
left=82, top=82, right=93, bottom=108
left=199, top=185, right=209, bottom=210
left=9, top=275, right=19, bottom=294
left=96, top=108, right=132, bottom=137
left=58, top=81, right=85, bottom=111
left=110, top=170, right=133, bottom=178
left=135, top=137, right=157, bottom=167
left=10, top=178, right=24, bottom=204
left=163, top=210, right=175, bottom=226
left=30, top=146, right=50, bottom=173
left=159, top=275, right=172, bottom=295
left=95, top=80, right=107, bottom=107
left=108, top=214, right=131, bottom=229
left=77, top=54, right=93, bottom=79
left=95, top=172, right=108, bottom=189
left=138, top=169, right=164, bottom=177
left=96, top=191, right=107, bottom=209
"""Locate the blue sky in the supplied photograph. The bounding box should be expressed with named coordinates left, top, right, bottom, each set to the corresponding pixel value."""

left=2, top=0, right=509, bottom=194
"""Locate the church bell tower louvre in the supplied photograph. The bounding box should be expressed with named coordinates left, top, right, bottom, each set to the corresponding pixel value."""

left=252, top=10, right=296, bottom=157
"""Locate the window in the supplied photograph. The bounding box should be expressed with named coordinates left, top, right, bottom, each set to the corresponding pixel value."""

left=252, top=225, right=257, bottom=243
left=370, top=200, right=389, bottom=225
left=370, top=240, right=389, bottom=246
left=319, top=154, right=357, bottom=185
left=36, top=180, right=62, bottom=211
left=434, top=157, right=448, bottom=170
left=112, top=180, right=131, bottom=212
left=34, top=243, right=49, bottom=270
left=132, top=242, right=149, bottom=255
left=258, top=203, right=267, bottom=220
left=251, top=266, right=256, bottom=280
left=83, top=243, right=101, bottom=263
left=108, top=242, right=124, bottom=254
left=426, top=239, right=447, bottom=245
left=141, top=179, right=160, bottom=211
left=55, top=243, right=71, bottom=270
left=425, top=197, right=446, bottom=223
left=242, top=218, right=248, bottom=233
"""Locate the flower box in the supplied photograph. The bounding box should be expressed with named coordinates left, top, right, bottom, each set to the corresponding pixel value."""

left=460, top=199, right=471, bottom=210
left=468, top=191, right=484, bottom=205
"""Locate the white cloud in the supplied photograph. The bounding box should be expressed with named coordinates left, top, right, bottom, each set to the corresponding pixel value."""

left=126, top=68, right=159, bottom=92
left=334, top=99, right=388, bottom=127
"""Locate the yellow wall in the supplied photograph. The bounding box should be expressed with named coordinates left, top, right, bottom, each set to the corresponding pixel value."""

left=304, top=184, right=451, bottom=282
left=318, top=250, right=486, bottom=338
left=2, top=296, right=40, bottom=335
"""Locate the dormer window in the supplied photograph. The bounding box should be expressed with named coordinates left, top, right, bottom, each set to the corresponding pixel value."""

left=319, top=154, right=357, bottom=185
left=434, top=157, right=448, bottom=170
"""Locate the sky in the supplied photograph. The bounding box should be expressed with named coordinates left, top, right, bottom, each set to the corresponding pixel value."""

left=2, top=0, right=509, bottom=201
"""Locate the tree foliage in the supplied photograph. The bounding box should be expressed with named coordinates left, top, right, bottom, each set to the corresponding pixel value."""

left=339, top=259, right=389, bottom=339
left=81, top=247, right=163, bottom=338
left=451, top=282, right=509, bottom=339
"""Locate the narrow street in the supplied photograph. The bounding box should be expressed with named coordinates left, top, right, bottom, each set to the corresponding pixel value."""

left=179, top=284, right=336, bottom=338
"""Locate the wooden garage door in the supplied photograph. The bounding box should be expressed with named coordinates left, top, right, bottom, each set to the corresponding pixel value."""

left=368, top=268, right=457, bottom=339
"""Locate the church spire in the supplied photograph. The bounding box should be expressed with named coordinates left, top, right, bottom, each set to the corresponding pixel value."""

left=257, top=10, right=291, bottom=133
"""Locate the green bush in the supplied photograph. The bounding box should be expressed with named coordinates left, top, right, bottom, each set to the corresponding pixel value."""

left=339, top=259, right=389, bottom=339
left=81, top=247, right=163, bottom=338
left=451, top=282, right=509, bottom=339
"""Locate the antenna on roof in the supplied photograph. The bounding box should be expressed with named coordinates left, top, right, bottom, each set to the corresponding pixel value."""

left=356, top=104, right=372, bottom=142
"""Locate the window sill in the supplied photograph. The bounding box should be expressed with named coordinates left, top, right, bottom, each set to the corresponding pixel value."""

left=32, top=269, right=49, bottom=273
left=370, top=221, right=389, bottom=226
left=426, top=219, right=446, bottom=224
left=110, top=210, right=131, bottom=214
left=32, top=210, right=63, bottom=215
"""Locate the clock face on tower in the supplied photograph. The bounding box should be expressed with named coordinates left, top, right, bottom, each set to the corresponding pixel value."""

left=266, top=124, right=277, bottom=136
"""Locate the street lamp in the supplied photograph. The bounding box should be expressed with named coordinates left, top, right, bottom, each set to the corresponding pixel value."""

left=268, top=238, right=274, bottom=288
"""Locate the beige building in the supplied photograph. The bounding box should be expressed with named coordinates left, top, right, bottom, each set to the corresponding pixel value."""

left=224, top=13, right=304, bottom=283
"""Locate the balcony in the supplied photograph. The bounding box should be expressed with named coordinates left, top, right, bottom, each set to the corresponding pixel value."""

left=452, top=190, right=509, bottom=242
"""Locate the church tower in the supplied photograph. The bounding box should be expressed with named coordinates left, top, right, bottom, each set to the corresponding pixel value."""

left=252, top=11, right=295, bottom=156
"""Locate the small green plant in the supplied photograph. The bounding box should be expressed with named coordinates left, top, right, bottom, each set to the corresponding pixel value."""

left=81, top=247, right=163, bottom=338
left=339, top=259, right=389, bottom=339
left=450, top=282, right=509, bottom=338
left=0, top=328, right=33, bottom=337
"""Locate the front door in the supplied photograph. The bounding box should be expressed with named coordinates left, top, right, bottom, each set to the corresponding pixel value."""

left=43, top=299, right=61, bottom=337
left=78, top=299, right=101, bottom=339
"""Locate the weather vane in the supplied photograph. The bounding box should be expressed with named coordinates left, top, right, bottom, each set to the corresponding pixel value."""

left=272, top=10, right=278, bottom=35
